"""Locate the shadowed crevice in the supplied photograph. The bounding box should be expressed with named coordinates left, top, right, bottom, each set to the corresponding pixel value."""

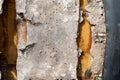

left=0, top=0, right=17, bottom=79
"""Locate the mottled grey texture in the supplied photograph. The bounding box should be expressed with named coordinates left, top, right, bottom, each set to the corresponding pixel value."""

left=16, top=0, right=79, bottom=80
left=16, top=0, right=26, bottom=13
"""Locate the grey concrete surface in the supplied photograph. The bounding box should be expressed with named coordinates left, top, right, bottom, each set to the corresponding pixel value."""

left=16, top=0, right=79, bottom=80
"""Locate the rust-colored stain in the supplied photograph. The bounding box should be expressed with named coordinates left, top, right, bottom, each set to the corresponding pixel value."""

left=22, top=20, right=27, bottom=43
left=77, top=0, right=93, bottom=79
left=17, top=22, right=20, bottom=45
left=17, top=20, right=27, bottom=43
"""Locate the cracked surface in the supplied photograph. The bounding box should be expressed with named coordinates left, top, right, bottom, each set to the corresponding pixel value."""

left=77, top=0, right=92, bottom=79
left=77, top=0, right=106, bottom=79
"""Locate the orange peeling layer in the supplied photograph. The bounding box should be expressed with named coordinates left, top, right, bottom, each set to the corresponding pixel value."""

left=77, top=0, right=93, bottom=80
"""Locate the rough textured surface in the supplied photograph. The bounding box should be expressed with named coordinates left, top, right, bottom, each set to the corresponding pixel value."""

left=85, top=0, right=106, bottom=75
left=77, top=0, right=106, bottom=78
left=16, top=0, right=79, bottom=80
left=0, top=0, right=107, bottom=79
